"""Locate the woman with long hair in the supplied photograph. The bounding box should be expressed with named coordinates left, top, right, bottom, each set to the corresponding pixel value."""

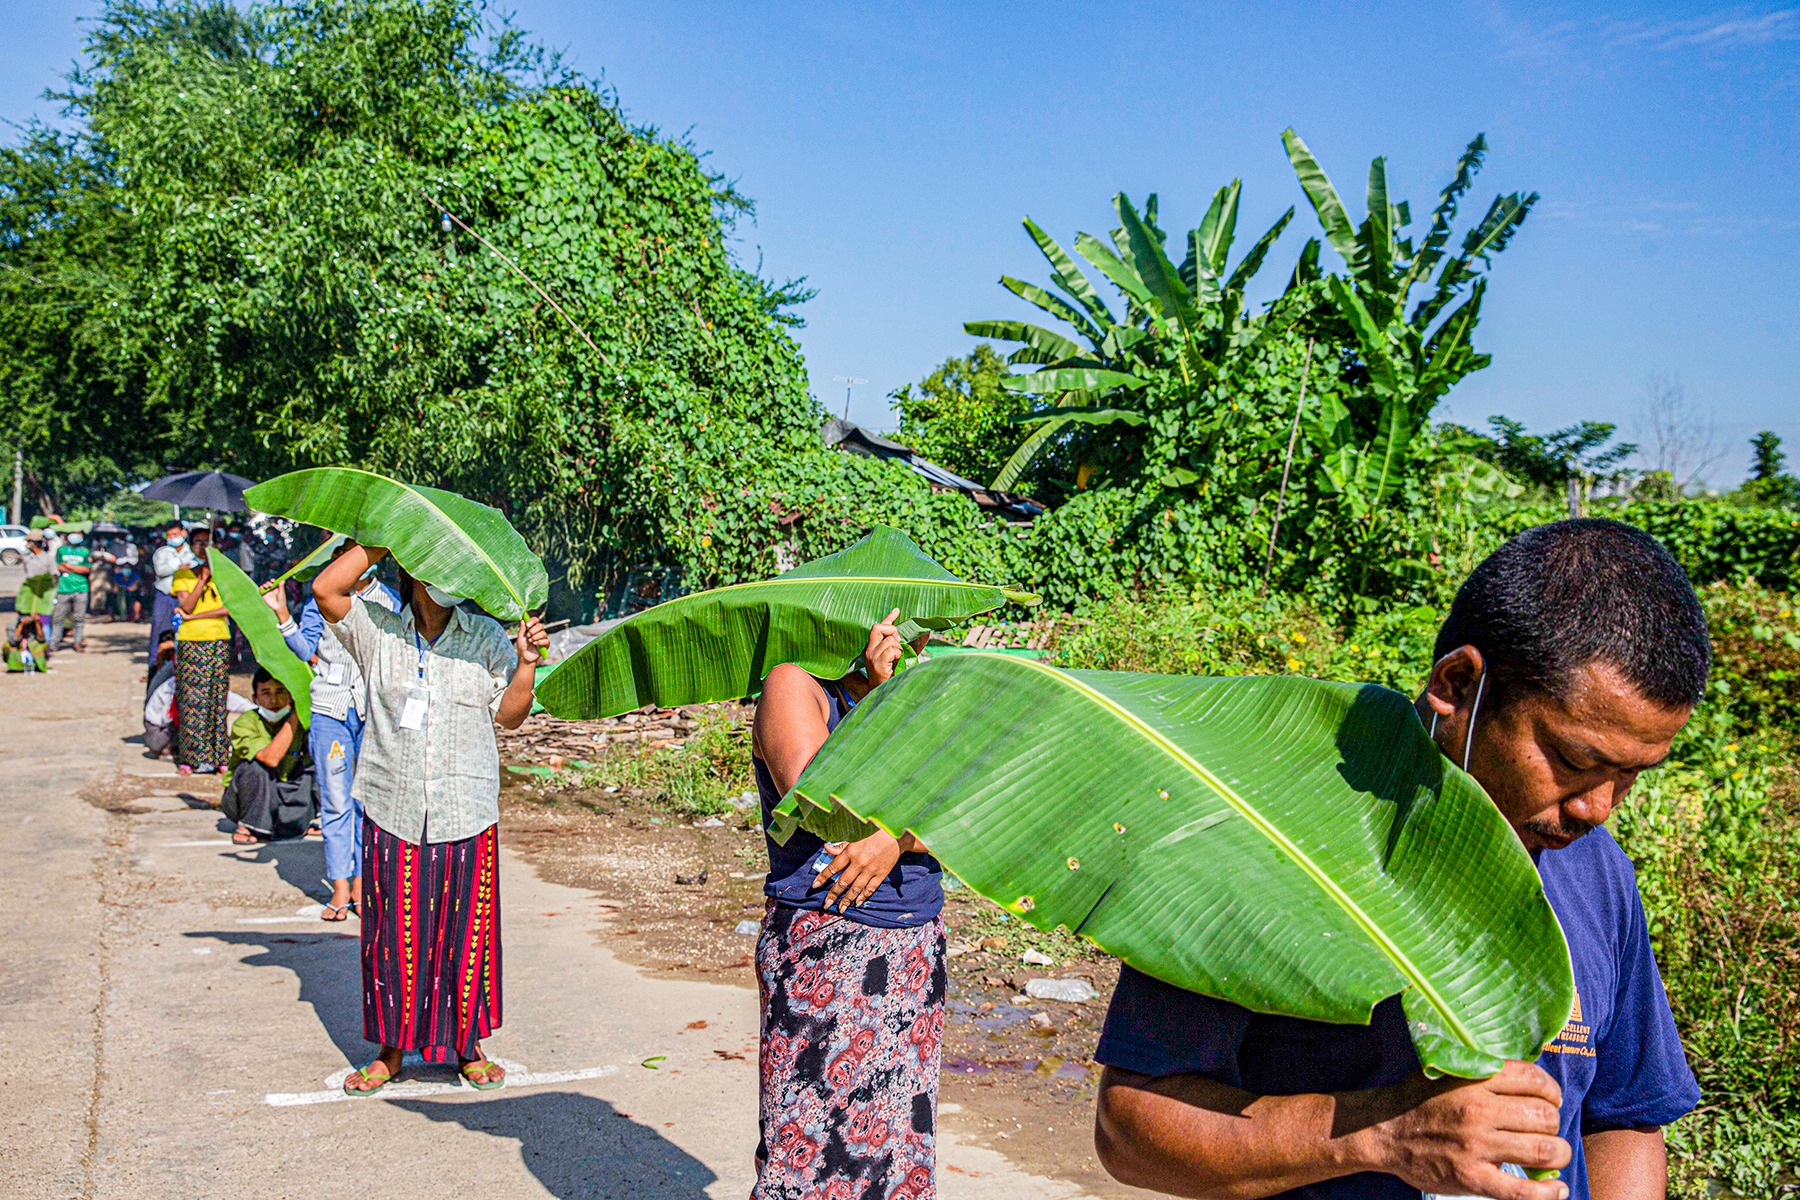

left=312, top=542, right=546, bottom=1095
left=751, top=609, right=948, bottom=1199
left=171, top=528, right=231, bottom=775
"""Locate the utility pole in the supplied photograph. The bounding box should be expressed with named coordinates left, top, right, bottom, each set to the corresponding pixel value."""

left=10, top=447, right=20, bottom=527
left=831, top=375, right=867, bottom=420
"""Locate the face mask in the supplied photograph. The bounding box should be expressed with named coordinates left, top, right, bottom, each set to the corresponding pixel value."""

left=168, top=534, right=186, bottom=548
left=424, top=584, right=462, bottom=609
left=67, top=533, right=83, bottom=546
left=359, top=565, right=379, bottom=581
left=256, top=704, right=291, bottom=723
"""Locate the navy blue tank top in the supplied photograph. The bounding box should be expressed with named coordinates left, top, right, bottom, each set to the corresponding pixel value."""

left=756, top=676, right=944, bottom=928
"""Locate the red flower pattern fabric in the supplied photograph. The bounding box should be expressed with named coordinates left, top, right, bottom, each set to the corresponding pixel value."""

left=754, top=900, right=947, bottom=1199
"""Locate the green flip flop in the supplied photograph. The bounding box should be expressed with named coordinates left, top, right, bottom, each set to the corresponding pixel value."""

left=342, top=1062, right=398, bottom=1097
left=459, top=1060, right=505, bottom=1091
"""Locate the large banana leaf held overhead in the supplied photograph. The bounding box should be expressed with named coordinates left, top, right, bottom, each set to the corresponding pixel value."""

left=536, top=526, right=1039, bottom=720
left=245, top=468, right=547, bottom=622
left=206, top=549, right=314, bottom=727
left=771, top=654, right=1574, bottom=1080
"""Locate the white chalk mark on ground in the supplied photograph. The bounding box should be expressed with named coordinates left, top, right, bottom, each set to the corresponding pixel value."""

left=160, top=839, right=239, bottom=847
left=264, top=1059, right=618, bottom=1106
left=236, top=904, right=326, bottom=924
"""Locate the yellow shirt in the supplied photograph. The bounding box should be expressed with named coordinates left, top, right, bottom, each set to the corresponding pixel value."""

left=172, top=568, right=230, bottom=641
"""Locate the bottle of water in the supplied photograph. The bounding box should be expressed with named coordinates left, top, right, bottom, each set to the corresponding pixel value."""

left=22, top=646, right=37, bottom=674
left=1425, top=1163, right=1530, bottom=1200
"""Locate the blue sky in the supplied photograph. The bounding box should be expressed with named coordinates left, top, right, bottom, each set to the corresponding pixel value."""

left=5, top=2, right=1795, bottom=484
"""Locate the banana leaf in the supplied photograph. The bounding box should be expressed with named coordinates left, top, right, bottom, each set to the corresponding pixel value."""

left=536, top=526, right=1039, bottom=720
left=771, top=653, right=1574, bottom=1080
left=275, top=533, right=347, bottom=585
left=207, top=548, right=313, bottom=727
left=245, top=468, right=547, bottom=621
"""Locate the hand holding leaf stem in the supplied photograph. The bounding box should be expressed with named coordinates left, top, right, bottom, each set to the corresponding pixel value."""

left=861, top=608, right=905, bottom=687
left=260, top=578, right=291, bottom=624
left=515, top=614, right=549, bottom=669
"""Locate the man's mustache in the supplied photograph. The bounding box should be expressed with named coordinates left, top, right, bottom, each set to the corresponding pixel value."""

left=1525, top=815, right=1596, bottom=843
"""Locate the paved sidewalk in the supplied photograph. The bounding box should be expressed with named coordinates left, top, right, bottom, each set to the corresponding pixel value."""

left=0, top=623, right=1096, bottom=1199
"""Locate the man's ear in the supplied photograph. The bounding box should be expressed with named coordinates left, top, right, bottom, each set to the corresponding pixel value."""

left=1424, top=645, right=1486, bottom=718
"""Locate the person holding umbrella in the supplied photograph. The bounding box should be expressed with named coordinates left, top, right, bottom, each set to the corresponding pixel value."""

left=311, top=540, right=547, bottom=1095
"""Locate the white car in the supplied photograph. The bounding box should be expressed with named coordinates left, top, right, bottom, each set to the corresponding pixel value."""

left=0, top=524, right=29, bottom=566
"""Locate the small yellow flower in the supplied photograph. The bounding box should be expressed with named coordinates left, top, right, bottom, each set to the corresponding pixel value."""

left=699, top=535, right=713, bottom=548
left=1293, top=632, right=1308, bottom=645
left=1286, top=657, right=1304, bottom=672
left=1347, top=643, right=1359, bottom=653
left=1726, top=743, right=1738, bottom=752
left=1732, top=769, right=1745, bottom=781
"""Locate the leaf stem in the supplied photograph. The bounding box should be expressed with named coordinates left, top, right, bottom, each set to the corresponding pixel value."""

left=1260, top=336, right=1315, bottom=597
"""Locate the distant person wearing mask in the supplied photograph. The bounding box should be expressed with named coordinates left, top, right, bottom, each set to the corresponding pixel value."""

left=50, top=528, right=95, bottom=652
left=264, top=546, right=402, bottom=921
left=220, top=668, right=315, bottom=844
left=171, top=528, right=232, bottom=775
left=16, top=530, right=57, bottom=658
left=148, top=520, right=196, bottom=664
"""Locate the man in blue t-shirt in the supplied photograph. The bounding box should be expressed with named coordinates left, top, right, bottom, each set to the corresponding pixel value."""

left=1093, top=519, right=1707, bottom=1200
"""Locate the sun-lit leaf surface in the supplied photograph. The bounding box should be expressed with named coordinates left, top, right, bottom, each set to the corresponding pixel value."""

left=246, top=467, right=547, bottom=621
left=536, top=526, right=1039, bottom=720
left=774, top=653, right=1574, bottom=1080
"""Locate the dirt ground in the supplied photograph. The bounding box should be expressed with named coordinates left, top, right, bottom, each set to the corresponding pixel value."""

left=497, top=713, right=1134, bottom=1199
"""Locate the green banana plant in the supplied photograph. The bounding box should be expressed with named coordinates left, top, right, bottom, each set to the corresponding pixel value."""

left=969, top=185, right=1293, bottom=492
left=535, top=526, right=1039, bottom=720
left=1282, top=130, right=1536, bottom=515
left=207, top=548, right=313, bottom=726
left=245, top=467, right=548, bottom=621
left=771, top=653, right=1575, bottom=1081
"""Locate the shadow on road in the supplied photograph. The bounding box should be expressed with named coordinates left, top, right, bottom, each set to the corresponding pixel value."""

left=219, top=831, right=334, bottom=904
left=191, top=929, right=368, bottom=1064
left=390, top=1091, right=720, bottom=1199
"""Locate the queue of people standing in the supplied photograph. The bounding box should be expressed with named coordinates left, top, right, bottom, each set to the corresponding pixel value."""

left=8, top=514, right=1711, bottom=1200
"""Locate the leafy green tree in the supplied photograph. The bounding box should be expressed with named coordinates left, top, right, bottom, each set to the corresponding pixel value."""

left=1281, top=130, right=1536, bottom=520
left=1463, top=416, right=1637, bottom=494
left=966, top=185, right=1295, bottom=494
left=889, top=345, right=1044, bottom=487
left=0, top=0, right=823, bottom=602
left=1741, top=430, right=1800, bottom=507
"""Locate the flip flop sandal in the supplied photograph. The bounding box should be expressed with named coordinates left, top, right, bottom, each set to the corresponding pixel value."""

left=231, top=829, right=262, bottom=845
left=460, top=1061, right=505, bottom=1091
left=342, top=1063, right=398, bottom=1097
left=320, top=902, right=352, bottom=922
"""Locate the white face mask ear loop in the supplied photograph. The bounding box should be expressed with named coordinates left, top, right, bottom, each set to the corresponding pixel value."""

left=1428, top=710, right=1438, bottom=740
left=1463, top=670, right=1488, bottom=774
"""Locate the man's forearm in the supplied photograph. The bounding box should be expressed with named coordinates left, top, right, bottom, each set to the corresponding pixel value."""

left=1096, top=1068, right=1396, bottom=1199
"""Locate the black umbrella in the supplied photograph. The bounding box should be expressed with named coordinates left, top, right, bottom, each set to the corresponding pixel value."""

left=139, top=470, right=257, bottom=513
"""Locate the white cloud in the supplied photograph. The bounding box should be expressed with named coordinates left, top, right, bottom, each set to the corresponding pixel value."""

left=1603, top=7, right=1800, bottom=50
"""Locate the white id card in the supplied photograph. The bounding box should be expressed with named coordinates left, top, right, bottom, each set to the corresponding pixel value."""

left=398, top=684, right=429, bottom=731
left=323, top=661, right=345, bottom=686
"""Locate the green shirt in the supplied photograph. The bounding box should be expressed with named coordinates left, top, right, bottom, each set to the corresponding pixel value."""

left=228, top=710, right=307, bottom=780
left=55, top=544, right=91, bottom=594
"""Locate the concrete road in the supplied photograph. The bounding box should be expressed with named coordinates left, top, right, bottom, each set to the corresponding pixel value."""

left=0, top=620, right=1096, bottom=1199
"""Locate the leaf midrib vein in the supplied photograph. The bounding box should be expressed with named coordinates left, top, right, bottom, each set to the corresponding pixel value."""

left=1004, top=655, right=1478, bottom=1053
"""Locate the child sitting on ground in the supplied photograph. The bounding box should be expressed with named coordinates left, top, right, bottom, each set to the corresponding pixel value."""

left=5, top=614, right=49, bottom=672
left=220, top=669, right=316, bottom=844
